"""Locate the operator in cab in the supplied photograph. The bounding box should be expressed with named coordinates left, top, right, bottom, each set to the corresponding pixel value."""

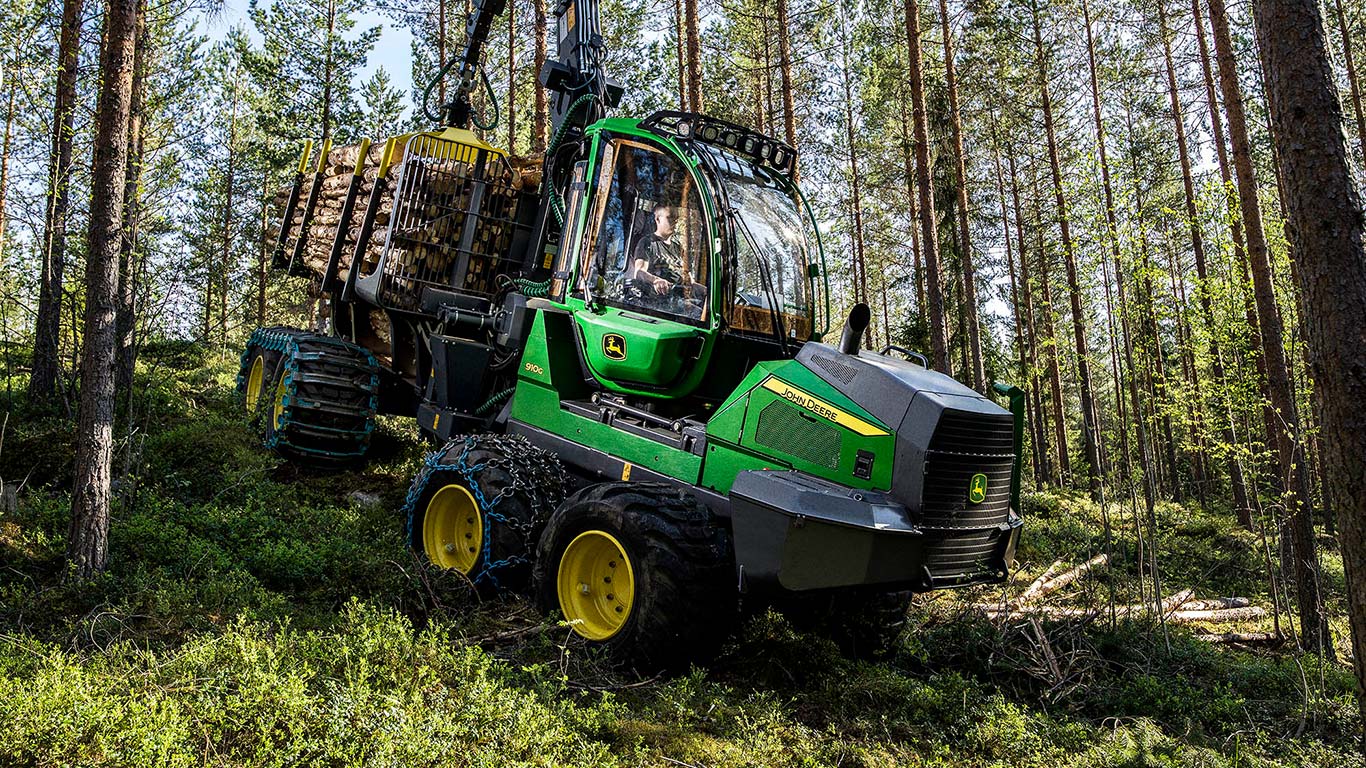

left=627, top=203, right=705, bottom=319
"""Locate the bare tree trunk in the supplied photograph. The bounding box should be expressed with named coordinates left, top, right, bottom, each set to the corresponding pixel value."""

left=116, top=1, right=147, bottom=396
left=1032, top=8, right=1102, bottom=499
left=1031, top=171, right=1071, bottom=486
left=0, top=79, right=15, bottom=268
left=896, top=23, right=925, bottom=316
left=673, top=0, right=687, bottom=110
left=1007, top=149, right=1050, bottom=485
left=1331, top=0, right=1366, bottom=164
left=533, top=0, right=547, bottom=152
left=220, top=77, right=240, bottom=345
left=30, top=0, right=85, bottom=401
left=777, top=0, right=797, bottom=156
left=937, top=0, right=983, bottom=390
left=507, top=0, right=516, bottom=151
left=257, top=173, right=269, bottom=325
left=684, top=0, right=702, bottom=113
left=1209, top=0, right=1330, bottom=652
left=1081, top=0, right=1135, bottom=494
left=839, top=12, right=871, bottom=346
left=69, top=0, right=138, bottom=578
left=1255, top=0, right=1365, bottom=699
left=904, top=0, right=950, bottom=374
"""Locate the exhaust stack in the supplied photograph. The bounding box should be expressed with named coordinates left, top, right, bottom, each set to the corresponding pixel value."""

left=838, top=303, right=871, bottom=355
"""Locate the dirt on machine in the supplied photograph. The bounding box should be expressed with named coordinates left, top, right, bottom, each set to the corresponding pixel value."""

left=237, top=0, right=1025, bottom=668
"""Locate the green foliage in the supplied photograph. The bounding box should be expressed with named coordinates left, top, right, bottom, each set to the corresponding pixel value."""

left=0, top=359, right=1362, bottom=766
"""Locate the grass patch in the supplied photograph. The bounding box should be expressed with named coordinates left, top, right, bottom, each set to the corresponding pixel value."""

left=0, top=352, right=1361, bottom=766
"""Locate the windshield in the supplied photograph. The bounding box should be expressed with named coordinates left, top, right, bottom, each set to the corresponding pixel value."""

left=706, top=147, right=822, bottom=342
left=580, top=138, right=710, bottom=323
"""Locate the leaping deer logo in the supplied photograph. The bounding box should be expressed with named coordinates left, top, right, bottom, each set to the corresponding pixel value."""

left=603, top=334, right=627, bottom=361
left=968, top=473, right=988, bottom=505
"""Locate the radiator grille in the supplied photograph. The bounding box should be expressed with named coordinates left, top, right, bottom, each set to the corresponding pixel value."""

left=919, top=408, right=1015, bottom=531
left=755, top=401, right=841, bottom=469
left=921, top=528, right=1005, bottom=579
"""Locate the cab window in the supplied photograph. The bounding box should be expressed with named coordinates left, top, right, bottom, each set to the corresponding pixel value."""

left=580, top=138, right=709, bottom=322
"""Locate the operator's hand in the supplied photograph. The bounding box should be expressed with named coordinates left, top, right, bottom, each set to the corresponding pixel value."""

left=652, top=277, right=670, bottom=294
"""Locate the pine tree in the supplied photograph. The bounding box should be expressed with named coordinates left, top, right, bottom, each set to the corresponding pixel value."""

left=361, top=66, right=407, bottom=138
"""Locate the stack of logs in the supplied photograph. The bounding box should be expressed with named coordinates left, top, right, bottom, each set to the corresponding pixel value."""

left=270, top=139, right=542, bottom=300
left=973, top=554, right=1279, bottom=646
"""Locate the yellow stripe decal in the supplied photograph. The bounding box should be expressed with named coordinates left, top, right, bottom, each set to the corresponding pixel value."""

left=760, top=377, right=890, bottom=437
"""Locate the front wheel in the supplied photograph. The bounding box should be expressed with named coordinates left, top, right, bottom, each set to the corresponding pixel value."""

left=404, top=434, right=565, bottom=590
left=533, top=482, right=736, bottom=672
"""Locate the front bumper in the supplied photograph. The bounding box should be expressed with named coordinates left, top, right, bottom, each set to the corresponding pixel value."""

left=729, top=470, right=1022, bottom=592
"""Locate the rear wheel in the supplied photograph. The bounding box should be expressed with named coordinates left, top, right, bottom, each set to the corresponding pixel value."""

left=404, top=434, right=565, bottom=590
left=246, top=327, right=379, bottom=468
left=534, top=482, right=735, bottom=672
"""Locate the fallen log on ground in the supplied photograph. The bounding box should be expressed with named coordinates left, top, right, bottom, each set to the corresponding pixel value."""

left=1194, top=631, right=1283, bottom=646
left=976, top=588, right=1195, bottom=621
left=1163, top=606, right=1267, bottom=624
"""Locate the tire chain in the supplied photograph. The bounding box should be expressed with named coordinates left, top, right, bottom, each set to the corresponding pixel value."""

left=402, top=433, right=567, bottom=589
left=238, top=326, right=380, bottom=464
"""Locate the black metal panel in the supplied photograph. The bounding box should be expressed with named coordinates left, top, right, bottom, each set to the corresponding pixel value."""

left=425, top=336, right=491, bottom=411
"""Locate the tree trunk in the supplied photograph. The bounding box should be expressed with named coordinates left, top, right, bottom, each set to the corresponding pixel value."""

left=1031, top=170, right=1071, bottom=486
left=684, top=0, right=702, bottom=112
left=904, top=0, right=950, bottom=374
left=116, top=1, right=147, bottom=396
left=1081, top=0, right=1135, bottom=494
left=1209, top=0, right=1330, bottom=652
left=777, top=0, right=797, bottom=155
left=896, top=20, right=925, bottom=316
left=839, top=13, right=871, bottom=346
left=507, top=0, right=517, bottom=151
left=0, top=78, right=15, bottom=268
left=1032, top=8, right=1102, bottom=499
left=937, top=0, right=983, bottom=390
left=69, top=0, right=138, bottom=578
left=258, top=173, right=269, bottom=325
left=533, top=0, right=547, bottom=152
left=30, top=0, right=85, bottom=400
left=220, top=78, right=240, bottom=345
left=1006, top=151, right=1050, bottom=485
left=1332, top=0, right=1366, bottom=165
left=1254, top=0, right=1363, bottom=681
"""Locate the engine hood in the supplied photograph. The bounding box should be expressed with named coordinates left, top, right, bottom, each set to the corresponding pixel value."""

left=795, top=342, right=1014, bottom=518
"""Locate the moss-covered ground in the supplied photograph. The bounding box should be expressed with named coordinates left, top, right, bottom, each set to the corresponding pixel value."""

left=0, top=345, right=1360, bottom=766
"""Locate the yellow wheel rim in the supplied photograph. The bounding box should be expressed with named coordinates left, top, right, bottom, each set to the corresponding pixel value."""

left=272, top=367, right=290, bottom=431
left=422, top=485, right=483, bottom=573
left=557, top=530, right=635, bottom=640
left=245, top=356, right=265, bottom=413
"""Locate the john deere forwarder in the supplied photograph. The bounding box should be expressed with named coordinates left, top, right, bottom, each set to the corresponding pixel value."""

left=238, top=0, right=1024, bottom=667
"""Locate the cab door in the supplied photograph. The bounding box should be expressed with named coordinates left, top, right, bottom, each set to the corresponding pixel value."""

left=569, top=134, right=716, bottom=396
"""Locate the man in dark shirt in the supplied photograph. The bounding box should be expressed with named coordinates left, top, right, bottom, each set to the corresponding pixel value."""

left=631, top=203, right=685, bottom=295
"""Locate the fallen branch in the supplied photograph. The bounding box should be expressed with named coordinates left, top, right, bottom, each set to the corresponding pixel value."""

left=1194, top=631, right=1283, bottom=646
left=1027, top=553, right=1109, bottom=602
left=1181, top=597, right=1250, bottom=611
left=978, top=588, right=1194, bottom=621
left=1164, top=606, right=1267, bottom=624
left=1015, top=560, right=1064, bottom=606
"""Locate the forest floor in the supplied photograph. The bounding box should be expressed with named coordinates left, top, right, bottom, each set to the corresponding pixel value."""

left=0, top=343, right=1362, bottom=767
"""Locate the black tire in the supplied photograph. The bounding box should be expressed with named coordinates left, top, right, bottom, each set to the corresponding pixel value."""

left=247, top=327, right=379, bottom=468
left=533, top=482, right=736, bottom=672
left=775, top=589, right=913, bottom=660
left=404, top=434, right=565, bottom=591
